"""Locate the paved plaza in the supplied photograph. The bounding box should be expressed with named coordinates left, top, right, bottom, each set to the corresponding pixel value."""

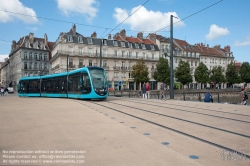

left=0, top=94, right=250, bottom=166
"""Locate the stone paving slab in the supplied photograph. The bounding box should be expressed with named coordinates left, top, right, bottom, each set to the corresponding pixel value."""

left=81, top=100, right=250, bottom=166
left=0, top=95, right=203, bottom=166
left=110, top=99, right=250, bottom=135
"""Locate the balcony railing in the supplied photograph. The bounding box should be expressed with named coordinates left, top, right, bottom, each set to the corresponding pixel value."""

left=121, top=66, right=127, bottom=70
left=113, top=66, right=120, bottom=70
left=55, top=50, right=159, bottom=61
left=78, top=64, right=85, bottom=68
left=103, top=66, right=109, bottom=70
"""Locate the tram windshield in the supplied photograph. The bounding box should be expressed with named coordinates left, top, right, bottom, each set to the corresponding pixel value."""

left=89, top=68, right=108, bottom=89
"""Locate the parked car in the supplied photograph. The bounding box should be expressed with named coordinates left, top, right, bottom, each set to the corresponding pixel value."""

left=7, top=87, right=14, bottom=93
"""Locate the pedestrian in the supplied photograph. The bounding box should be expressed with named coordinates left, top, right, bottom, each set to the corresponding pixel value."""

left=4, top=87, right=8, bottom=96
left=146, top=82, right=150, bottom=99
left=160, top=83, right=164, bottom=100
left=240, top=88, right=245, bottom=105
left=1, top=87, right=4, bottom=96
left=142, top=83, right=147, bottom=99
left=243, top=87, right=248, bottom=105
left=204, top=92, right=213, bottom=103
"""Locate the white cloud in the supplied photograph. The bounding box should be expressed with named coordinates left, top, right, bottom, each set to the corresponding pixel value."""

left=234, top=36, right=250, bottom=46
left=0, top=0, right=38, bottom=23
left=0, top=54, right=8, bottom=62
left=206, top=24, right=229, bottom=40
left=113, top=6, right=185, bottom=32
left=56, top=0, right=99, bottom=21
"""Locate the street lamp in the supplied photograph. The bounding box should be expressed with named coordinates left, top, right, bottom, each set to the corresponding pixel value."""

left=38, top=68, right=46, bottom=97
left=169, top=15, right=178, bottom=100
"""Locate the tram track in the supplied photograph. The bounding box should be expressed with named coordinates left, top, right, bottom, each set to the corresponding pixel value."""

left=81, top=101, right=250, bottom=159
left=106, top=101, right=250, bottom=138
left=119, top=97, right=250, bottom=118
left=110, top=99, right=250, bottom=124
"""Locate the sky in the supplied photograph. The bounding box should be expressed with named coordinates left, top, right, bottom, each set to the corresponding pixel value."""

left=0, top=0, right=249, bottom=63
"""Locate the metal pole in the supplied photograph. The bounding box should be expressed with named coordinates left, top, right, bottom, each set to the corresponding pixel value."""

left=100, top=39, right=102, bottom=67
left=40, top=72, right=42, bottom=97
left=170, top=15, right=174, bottom=99
left=66, top=54, right=69, bottom=98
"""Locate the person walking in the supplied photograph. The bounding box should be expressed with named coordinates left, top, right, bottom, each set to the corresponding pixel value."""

left=142, top=83, right=147, bottom=99
left=146, top=82, right=150, bottom=99
left=1, top=87, right=4, bottom=96
left=160, top=83, right=164, bottom=100
left=240, top=88, right=246, bottom=105
left=4, top=87, right=8, bottom=96
left=243, top=87, right=248, bottom=105
left=204, top=92, right=213, bottom=103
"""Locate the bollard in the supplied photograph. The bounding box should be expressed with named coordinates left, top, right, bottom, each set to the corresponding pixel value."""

left=199, top=93, right=201, bottom=102
left=121, top=91, right=122, bottom=97
left=218, top=93, right=220, bottom=103
left=183, top=92, right=186, bottom=101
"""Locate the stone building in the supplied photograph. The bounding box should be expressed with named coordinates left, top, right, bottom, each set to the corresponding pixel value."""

left=51, top=25, right=160, bottom=90
left=1, top=32, right=54, bottom=91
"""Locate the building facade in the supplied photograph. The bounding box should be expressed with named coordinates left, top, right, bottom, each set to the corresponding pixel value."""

left=1, top=33, right=53, bottom=91
left=51, top=25, right=160, bottom=90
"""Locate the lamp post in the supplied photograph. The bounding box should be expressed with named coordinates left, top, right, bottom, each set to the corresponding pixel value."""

left=38, top=67, right=47, bottom=97
left=66, top=54, right=69, bottom=98
left=169, top=15, right=178, bottom=100
left=100, top=39, right=102, bottom=67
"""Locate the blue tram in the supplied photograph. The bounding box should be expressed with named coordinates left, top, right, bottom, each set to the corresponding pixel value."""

left=18, top=66, right=108, bottom=99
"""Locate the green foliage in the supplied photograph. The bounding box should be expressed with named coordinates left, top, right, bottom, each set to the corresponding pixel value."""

left=194, top=62, right=210, bottom=84
left=131, top=58, right=149, bottom=83
left=210, top=66, right=226, bottom=84
left=153, top=57, right=170, bottom=85
left=239, top=62, right=250, bottom=83
left=174, top=60, right=192, bottom=86
left=226, top=62, right=241, bottom=85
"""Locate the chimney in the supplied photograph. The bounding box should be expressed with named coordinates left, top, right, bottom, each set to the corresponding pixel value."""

left=72, top=24, right=76, bottom=35
left=29, top=32, right=34, bottom=44
left=113, top=32, right=120, bottom=40
left=224, top=45, right=230, bottom=52
left=120, top=29, right=126, bottom=40
left=137, top=32, right=143, bottom=40
left=11, top=40, right=16, bottom=51
left=108, top=34, right=111, bottom=39
left=44, top=33, right=48, bottom=46
left=91, top=32, right=97, bottom=38
left=148, top=33, right=156, bottom=44
left=214, top=44, right=221, bottom=50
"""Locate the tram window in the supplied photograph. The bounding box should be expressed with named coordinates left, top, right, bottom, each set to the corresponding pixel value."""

left=69, top=73, right=81, bottom=94
left=28, top=79, right=39, bottom=93
left=41, top=79, right=47, bottom=93
left=81, top=73, right=91, bottom=94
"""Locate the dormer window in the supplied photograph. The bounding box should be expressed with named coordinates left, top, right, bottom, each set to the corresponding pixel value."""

left=135, top=43, right=139, bottom=49
left=121, top=41, right=125, bottom=47
left=87, top=37, right=93, bottom=44
left=128, top=42, right=132, bottom=48
left=142, top=44, right=146, bottom=49
left=150, top=45, right=154, bottom=50
left=103, top=39, right=107, bottom=45
left=78, top=36, right=83, bottom=43
left=68, top=35, right=73, bottom=42
left=113, top=40, right=118, bottom=46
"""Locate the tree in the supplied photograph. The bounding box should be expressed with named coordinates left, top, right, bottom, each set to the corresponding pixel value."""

left=153, top=57, right=170, bottom=85
left=209, top=66, right=226, bottom=87
left=131, top=58, right=149, bottom=83
left=194, top=62, right=210, bottom=88
left=174, top=60, right=192, bottom=88
left=226, top=62, right=241, bottom=86
left=239, top=62, right=250, bottom=84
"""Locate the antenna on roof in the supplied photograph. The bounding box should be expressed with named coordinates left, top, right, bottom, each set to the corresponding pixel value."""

left=184, top=36, right=186, bottom=41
